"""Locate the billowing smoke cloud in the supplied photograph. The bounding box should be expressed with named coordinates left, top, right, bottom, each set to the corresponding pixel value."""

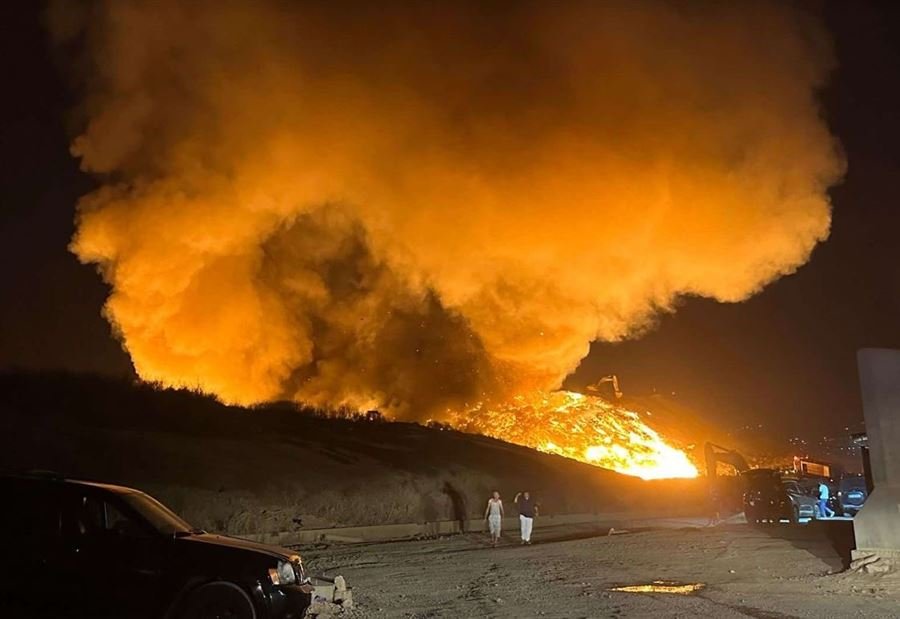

left=52, top=0, right=844, bottom=417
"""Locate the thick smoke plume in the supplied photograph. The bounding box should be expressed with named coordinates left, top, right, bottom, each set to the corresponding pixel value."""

left=54, top=1, right=844, bottom=417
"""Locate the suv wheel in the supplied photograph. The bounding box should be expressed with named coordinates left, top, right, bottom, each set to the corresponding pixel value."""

left=180, top=582, right=256, bottom=619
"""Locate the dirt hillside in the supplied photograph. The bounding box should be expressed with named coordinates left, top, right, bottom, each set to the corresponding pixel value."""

left=0, top=371, right=705, bottom=536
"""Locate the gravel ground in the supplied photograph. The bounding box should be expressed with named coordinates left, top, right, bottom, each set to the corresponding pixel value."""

left=300, top=521, right=900, bottom=618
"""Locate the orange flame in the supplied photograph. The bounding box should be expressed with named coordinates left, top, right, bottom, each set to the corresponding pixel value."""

left=449, top=391, right=698, bottom=480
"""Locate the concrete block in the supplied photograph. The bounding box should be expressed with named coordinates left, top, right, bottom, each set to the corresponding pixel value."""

left=335, top=589, right=353, bottom=608
left=311, top=583, right=334, bottom=604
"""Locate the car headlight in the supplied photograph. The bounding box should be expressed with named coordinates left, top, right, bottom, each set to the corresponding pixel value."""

left=268, top=559, right=298, bottom=586
left=290, top=554, right=308, bottom=582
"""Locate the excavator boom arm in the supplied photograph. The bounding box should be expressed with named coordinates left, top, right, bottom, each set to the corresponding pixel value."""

left=704, top=442, right=750, bottom=478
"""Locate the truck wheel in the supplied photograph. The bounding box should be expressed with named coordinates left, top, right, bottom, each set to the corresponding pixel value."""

left=180, top=582, right=256, bottom=619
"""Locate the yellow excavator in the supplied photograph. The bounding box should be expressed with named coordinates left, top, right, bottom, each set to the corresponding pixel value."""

left=587, top=375, right=623, bottom=399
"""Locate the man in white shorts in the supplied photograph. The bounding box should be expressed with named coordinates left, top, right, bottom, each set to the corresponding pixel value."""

left=484, top=491, right=504, bottom=547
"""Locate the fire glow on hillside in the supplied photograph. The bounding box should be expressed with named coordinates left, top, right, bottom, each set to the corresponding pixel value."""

left=449, top=391, right=698, bottom=480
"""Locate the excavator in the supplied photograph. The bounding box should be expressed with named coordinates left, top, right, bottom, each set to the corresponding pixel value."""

left=704, top=443, right=749, bottom=520
left=587, top=375, right=623, bottom=399
left=704, top=442, right=749, bottom=478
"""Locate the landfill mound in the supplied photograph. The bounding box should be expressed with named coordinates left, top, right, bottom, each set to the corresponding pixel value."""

left=0, top=371, right=704, bottom=536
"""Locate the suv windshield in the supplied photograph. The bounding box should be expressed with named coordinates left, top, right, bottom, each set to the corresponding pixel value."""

left=120, top=491, right=194, bottom=536
left=840, top=475, right=865, bottom=492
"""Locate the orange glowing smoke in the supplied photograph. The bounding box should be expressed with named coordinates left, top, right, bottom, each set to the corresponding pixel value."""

left=55, top=1, right=845, bottom=418
left=449, top=391, right=698, bottom=480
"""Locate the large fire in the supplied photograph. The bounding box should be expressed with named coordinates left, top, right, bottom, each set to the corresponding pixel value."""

left=449, top=391, right=698, bottom=480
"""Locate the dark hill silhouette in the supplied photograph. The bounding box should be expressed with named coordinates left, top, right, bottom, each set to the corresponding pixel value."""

left=0, top=370, right=703, bottom=534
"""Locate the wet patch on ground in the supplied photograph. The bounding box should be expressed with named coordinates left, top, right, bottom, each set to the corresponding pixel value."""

left=610, top=581, right=705, bottom=595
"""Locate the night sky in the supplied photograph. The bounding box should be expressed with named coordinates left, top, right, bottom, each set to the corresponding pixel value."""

left=1, top=2, right=898, bottom=442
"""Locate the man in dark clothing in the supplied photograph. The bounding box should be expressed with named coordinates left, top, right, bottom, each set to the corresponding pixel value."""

left=514, top=491, right=536, bottom=544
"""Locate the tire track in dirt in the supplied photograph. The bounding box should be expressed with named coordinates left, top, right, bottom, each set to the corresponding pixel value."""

left=696, top=593, right=801, bottom=619
left=460, top=561, right=506, bottom=616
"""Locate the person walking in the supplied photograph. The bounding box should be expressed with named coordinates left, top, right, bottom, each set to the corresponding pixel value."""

left=514, top=491, right=536, bottom=544
left=817, top=481, right=835, bottom=518
left=484, top=491, right=504, bottom=547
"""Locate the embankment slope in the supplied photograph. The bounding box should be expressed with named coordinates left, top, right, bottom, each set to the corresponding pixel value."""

left=0, top=371, right=703, bottom=536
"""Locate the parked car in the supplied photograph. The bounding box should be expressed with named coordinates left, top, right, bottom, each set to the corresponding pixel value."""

left=836, top=473, right=867, bottom=516
left=742, top=469, right=817, bottom=523
left=0, top=473, right=313, bottom=618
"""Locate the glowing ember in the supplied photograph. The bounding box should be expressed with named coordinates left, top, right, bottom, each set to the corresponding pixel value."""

left=449, top=391, right=698, bottom=480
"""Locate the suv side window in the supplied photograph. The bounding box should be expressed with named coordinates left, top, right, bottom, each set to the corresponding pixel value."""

left=68, top=494, right=152, bottom=541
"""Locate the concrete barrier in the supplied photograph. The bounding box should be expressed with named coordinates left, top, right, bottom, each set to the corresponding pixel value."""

left=237, top=510, right=689, bottom=546
left=852, top=348, right=900, bottom=567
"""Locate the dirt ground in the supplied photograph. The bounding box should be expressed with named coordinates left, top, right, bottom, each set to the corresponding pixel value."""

left=300, top=520, right=900, bottom=618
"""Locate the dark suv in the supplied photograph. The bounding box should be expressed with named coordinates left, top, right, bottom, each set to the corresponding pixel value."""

left=742, top=469, right=816, bottom=523
left=0, top=474, right=313, bottom=618
left=836, top=473, right=867, bottom=516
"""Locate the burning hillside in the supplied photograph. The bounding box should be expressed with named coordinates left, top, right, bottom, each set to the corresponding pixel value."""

left=449, top=391, right=698, bottom=480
